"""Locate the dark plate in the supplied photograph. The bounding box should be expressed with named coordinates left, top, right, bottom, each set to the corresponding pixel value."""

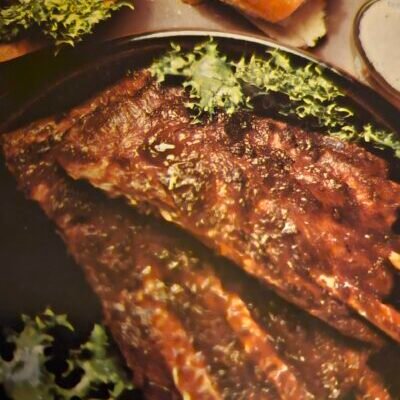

left=0, top=30, right=399, bottom=336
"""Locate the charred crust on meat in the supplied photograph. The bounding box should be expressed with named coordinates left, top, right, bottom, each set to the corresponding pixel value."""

left=224, top=112, right=252, bottom=142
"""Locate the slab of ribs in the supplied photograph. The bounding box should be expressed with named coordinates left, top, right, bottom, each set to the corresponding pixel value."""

left=3, top=68, right=400, bottom=399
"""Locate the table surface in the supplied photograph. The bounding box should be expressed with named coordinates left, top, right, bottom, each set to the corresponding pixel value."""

left=1, top=0, right=399, bottom=108
left=92, top=0, right=363, bottom=78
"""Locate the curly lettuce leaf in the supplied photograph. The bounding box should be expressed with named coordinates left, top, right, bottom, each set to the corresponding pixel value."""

left=0, top=0, right=134, bottom=48
left=0, top=309, right=133, bottom=400
left=66, top=324, right=132, bottom=398
left=234, top=51, right=353, bottom=129
left=151, top=40, right=248, bottom=119
left=0, top=309, right=72, bottom=400
left=332, top=124, right=400, bottom=159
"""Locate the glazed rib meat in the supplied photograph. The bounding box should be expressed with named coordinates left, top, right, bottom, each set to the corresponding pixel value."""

left=2, top=98, right=395, bottom=400
left=49, top=70, right=400, bottom=344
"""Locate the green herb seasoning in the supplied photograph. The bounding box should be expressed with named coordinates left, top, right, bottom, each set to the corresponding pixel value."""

left=151, top=39, right=400, bottom=158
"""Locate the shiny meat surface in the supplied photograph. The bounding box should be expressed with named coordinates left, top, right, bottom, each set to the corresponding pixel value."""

left=2, top=99, right=395, bottom=399
left=52, top=70, right=400, bottom=344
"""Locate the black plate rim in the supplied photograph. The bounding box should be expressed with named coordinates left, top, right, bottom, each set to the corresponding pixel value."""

left=1, top=29, right=399, bottom=134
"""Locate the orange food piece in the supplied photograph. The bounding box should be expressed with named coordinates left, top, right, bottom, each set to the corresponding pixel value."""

left=221, top=0, right=306, bottom=22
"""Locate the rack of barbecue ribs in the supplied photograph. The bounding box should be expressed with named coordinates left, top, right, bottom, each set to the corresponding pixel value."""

left=23, top=69, right=400, bottom=344
left=3, top=69, right=400, bottom=399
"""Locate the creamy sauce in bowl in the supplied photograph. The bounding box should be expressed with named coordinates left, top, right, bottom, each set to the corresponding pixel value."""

left=358, top=0, right=400, bottom=94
